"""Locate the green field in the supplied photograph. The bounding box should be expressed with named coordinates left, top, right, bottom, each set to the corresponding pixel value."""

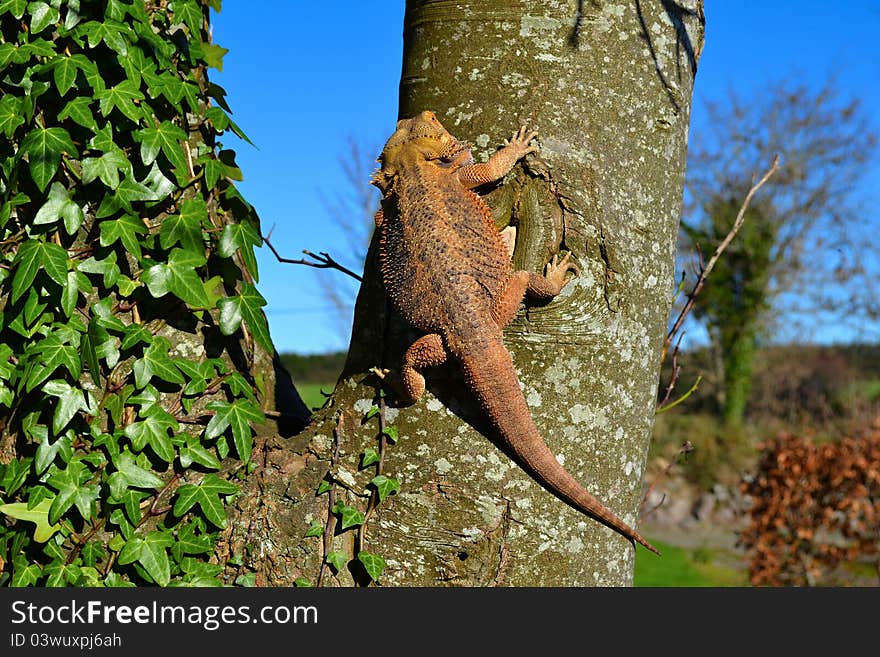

left=634, top=540, right=747, bottom=587
left=299, top=382, right=334, bottom=411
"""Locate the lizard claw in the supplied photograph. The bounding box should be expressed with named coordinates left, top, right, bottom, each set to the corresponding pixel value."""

left=370, top=367, right=391, bottom=380
left=544, top=251, right=578, bottom=294
left=504, top=126, right=539, bottom=157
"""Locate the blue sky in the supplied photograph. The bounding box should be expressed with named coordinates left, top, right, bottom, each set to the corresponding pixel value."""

left=211, top=2, right=880, bottom=355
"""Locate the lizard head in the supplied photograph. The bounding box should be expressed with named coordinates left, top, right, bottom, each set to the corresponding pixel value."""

left=372, top=111, right=470, bottom=193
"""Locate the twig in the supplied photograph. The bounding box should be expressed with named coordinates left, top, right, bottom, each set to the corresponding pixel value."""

left=639, top=441, right=694, bottom=521
left=657, top=331, right=685, bottom=409
left=262, top=229, right=363, bottom=282
left=663, top=155, right=780, bottom=360
left=656, top=375, right=702, bottom=414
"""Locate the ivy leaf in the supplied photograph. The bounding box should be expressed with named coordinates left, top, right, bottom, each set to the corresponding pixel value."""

left=331, top=501, right=364, bottom=530
left=293, top=577, right=313, bottom=588
left=200, top=156, right=225, bottom=190
left=361, top=448, right=380, bottom=469
left=0, top=94, right=24, bottom=137
left=200, top=42, right=229, bottom=70
left=81, top=541, right=106, bottom=568
left=92, top=296, right=127, bottom=332
left=382, top=425, right=399, bottom=444
left=118, top=532, right=172, bottom=586
left=315, top=479, right=332, bottom=496
left=24, top=332, right=81, bottom=392
left=43, top=379, right=90, bottom=434
left=171, top=521, right=214, bottom=561
left=326, top=551, right=348, bottom=572
left=370, top=475, right=401, bottom=502
left=12, top=240, right=68, bottom=302
left=173, top=0, right=204, bottom=34
left=113, top=450, right=164, bottom=491
left=204, top=399, right=265, bottom=463
left=141, top=262, right=170, bottom=298
left=217, top=283, right=271, bottom=351
left=95, top=79, right=144, bottom=122
left=133, top=338, right=185, bottom=388
left=11, top=557, right=43, bottom=586
left=173, top=474, right=238, bottom=528
left=0, top=0, right=27, bottom=20
left=34, top=430, right=72, bottom=475
left=304, top=519, right=323, bottom=538
left=58, top=96, right=98, bottom=131
left=217, top=149, right=243, bottom=181
left=135, top=121, right=187, bottom=173
left=21, top=126, right=78, bottom=191
left=357, top=551, right=386, bottom=582
left=217, top=221, right=260, bottom=273
left=50, top=54, right=89, bottom=96
left=47, top=461, right=99, bottom=524
left=83, top=149, right=129, bottom=190
left=217, top=296, right=242, bottom=336
left=78, top=19, right=129, bottom=55
left=77, top=250, right=120, bottom=289
left=166, top=248, right=211, bottom=308
left=120, top=324, right=154, bottom=351
left=234, top=572, right=256, bottom=587
left=83, top=315, right=121, bottom=382
left=0, top=498, right=61, bottom=542
left=45, top=562, right=82, bottom=587
left=99, top=214, right=147, bottom=258
left=33, top=182, right=84, bottom=234
left=123, top=407, right=178, bottom=462
left=179, top=435, right=221, bottom=471
left=160, top=202, right=204, bottom=252
left=0, top=457, right=30, bottom=497
left=28, top=1, right=59, bottom=33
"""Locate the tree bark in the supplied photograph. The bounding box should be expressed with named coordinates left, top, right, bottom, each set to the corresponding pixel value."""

left=222, top=0, right=704, bottom=586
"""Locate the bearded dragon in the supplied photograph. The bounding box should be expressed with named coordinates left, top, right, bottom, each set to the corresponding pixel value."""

left=372, top=110, right=659, bottom=556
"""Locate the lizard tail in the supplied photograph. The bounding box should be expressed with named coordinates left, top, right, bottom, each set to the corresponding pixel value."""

left=453, top=336, right=661, bottom=556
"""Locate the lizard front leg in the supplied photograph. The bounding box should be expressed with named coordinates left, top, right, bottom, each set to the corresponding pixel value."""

left=456, top=126, right=538, bottom=189
left=492, top=252, right=576, bottom=328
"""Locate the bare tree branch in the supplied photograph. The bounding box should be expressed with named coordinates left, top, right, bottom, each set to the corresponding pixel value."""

left=262, top=229, right=363, bottom=282
left=664, top=155, right=780, bottom=360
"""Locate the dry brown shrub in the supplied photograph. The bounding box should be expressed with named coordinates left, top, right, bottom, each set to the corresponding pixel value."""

left=740, top=422, right=880, bottom=585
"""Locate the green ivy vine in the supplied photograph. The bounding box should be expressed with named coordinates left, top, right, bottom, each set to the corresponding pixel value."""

left=300, top=399, right=400, bottom=586
left=0, top=0, right=271, bottom=587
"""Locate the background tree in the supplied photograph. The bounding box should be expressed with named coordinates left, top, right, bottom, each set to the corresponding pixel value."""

left=221, top=0, right=705, bottom=586
left=682, top=78, right=877, bottom=425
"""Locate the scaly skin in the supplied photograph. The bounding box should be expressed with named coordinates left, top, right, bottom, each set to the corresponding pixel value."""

left=373, top=111, right=659, bottom=556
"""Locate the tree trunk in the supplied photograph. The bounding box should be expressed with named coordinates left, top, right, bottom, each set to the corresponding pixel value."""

left=222, top=0, right=704, bottom=586
left=721, top=324, right=757, bottom=426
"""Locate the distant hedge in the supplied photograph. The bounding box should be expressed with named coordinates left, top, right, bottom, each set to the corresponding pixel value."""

left=279, top=352, right=346, bottom=385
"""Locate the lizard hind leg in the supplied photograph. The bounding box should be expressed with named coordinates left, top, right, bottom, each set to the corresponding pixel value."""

left=395, top=333, right=449, bottom=405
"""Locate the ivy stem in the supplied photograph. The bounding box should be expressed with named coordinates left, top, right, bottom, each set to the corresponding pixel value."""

left=137, top=473, right=181, bottom=528
left=358, top=397, right=388, bottom=552
left=316, top=413, right=342, bottom=587
left=65, top=517, right=107, bottom=565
